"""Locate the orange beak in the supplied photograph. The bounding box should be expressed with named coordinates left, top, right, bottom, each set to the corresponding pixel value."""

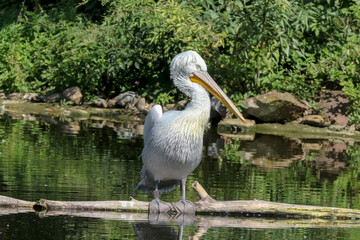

left=190, top=71, right=246, bottom=123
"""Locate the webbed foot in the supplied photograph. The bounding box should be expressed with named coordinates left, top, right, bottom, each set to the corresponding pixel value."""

left=149, top=199, right=172, bottom=214
left=174, top=200, right=195, bottom=214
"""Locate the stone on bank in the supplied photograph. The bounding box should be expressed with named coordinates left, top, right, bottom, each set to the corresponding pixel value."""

left=243, top=90, right=308, bottom=122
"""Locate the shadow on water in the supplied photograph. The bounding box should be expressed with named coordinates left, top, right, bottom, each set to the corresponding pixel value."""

left=1, top=110, right=360, bottom=239
left=133, top=222, right=183, bottom=240
left=2, top=209, right=360, bottom=240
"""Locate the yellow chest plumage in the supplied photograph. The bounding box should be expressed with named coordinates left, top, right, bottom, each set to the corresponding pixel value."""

left=171, top=111, right=209, bottom=139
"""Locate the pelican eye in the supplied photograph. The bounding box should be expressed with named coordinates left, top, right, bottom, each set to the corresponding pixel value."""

left=195, top=64, right=201, bottom=71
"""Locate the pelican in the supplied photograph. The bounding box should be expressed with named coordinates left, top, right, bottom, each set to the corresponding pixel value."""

left=136, top=51, right=246, bottom=213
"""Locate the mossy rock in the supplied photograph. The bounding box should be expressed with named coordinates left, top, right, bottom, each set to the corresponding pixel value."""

left=69, top=109, right=90, bottom=119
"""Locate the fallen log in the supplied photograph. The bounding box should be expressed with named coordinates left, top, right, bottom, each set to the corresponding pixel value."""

left=1, top=181, right=360, bottom=219
left=192, top=182, right=360, bottom=219
left=35, top=197, right=149, bottom=212
left=0, top=195, right=35, bottom=209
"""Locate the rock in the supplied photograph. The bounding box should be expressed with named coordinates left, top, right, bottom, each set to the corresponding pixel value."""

left=107, top=99, right=116, bottom=108
left=317, top=90, right=350, bottom=126
left=210, top=97, right=227, bottom=126
left=0, top=93, right=6, bottom=99
left=328, top=124, right=347, bottom=131
left=6, top=93, right=22, bottom=100
left=136, top=98, right=148, bottom=111
left=301, top=99, right=312, bottom=115
left=348, top=124, right=357, bottom=132
left=63, top=87, right=83, bottom=105
left=105, top=122, right=115, bottom=129
left=165, top=103, right=175, bottom=110
left=92, top=98, right=108, bottom=108
left=112, top=94, right=122, bottom=102
left=114, top=91, right=139, bottom=108
left=218, top=118, right=255, bottom=132
left=148, top=103, right=155, bottom=111
left=36, top=96, right=47, bottom=102
left=23, top=93, right=39, bottom=101
left=136, top=97, right=147, bottom=111
left=135, top=124, right=144, bottom=135
left=301, top=115, right=330, bottom=127
left=217, top=118, right=255, bottom=140
left=69, top=109, right=90, bottom=119
left=243, top=90, right=308, bottom=122
left=45, top=93, right=62, bottom=103
left=92, top=121, right=106, bottom=129
left=175, top=100, right=187, bottom=110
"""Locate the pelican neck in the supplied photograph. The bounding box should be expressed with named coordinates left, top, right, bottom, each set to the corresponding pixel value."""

left=185, top=91, right=211, bottom=114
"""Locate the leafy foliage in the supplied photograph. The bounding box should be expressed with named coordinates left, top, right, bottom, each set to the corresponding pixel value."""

left=0, top=0, right=359, bottom=121
left=154, top=92, right=175, bottom=106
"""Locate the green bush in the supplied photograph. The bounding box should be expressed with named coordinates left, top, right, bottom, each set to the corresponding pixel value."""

left=0, top=0, right=359, bottom=122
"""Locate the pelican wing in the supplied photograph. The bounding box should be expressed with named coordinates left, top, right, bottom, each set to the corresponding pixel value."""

left=137, top=104, right=181, bottom=193
left=143, top=104, right=163, bottom=144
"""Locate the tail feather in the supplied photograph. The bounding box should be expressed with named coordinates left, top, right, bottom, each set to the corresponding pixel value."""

left=136, top=166, right=180, bottom=193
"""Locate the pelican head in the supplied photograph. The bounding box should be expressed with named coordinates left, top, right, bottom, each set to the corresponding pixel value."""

left=170, top=51, right=246, bottom=123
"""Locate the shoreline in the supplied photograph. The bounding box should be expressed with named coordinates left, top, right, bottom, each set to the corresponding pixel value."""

left=2, top=99, right=360, bottom=142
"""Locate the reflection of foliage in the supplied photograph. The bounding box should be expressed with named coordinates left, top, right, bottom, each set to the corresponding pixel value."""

left=331, top=145, right=360, bottom=208
left=346, top=145, right=360, bottom=169
left=211, top=138, right=360, bottom=211
left=0, top=115, right=144, bottom=202
left=304, top=151, right=319, bottom=163
left=218, top=138, right=245, bottom=164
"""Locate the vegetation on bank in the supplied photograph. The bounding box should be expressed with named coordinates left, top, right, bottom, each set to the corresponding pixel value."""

left=0, top=0, right=359, bottom=122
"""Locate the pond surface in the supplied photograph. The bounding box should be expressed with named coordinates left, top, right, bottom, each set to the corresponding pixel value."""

left=0, top=111, right=360, bottom=239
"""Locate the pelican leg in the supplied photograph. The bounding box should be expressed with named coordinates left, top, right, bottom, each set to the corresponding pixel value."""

left=153, top=180, right=160, bottom=200
left=149, top=180, right=171, bottom=214
left=174, top=178, right=195, bottom=214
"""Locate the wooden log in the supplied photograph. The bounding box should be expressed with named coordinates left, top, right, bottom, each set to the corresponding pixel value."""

left=1, top=182, right=360, bottom=219
left=191, top=182, right=360, bottom=219
left=35, top=197, right=149, bottom=212
left=36, top=211, right=360, bottom=229
left=0, top=195, right=35, bottom=209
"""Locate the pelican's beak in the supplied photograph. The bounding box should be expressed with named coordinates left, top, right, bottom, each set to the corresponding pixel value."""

left=190, top=71, right=247, bottom=123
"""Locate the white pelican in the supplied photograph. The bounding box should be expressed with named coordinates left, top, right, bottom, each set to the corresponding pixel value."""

left=136, top=51, right=246, bottom=213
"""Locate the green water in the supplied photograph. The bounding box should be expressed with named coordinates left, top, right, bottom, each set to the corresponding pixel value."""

left=1, top=113, right=360, bottom=239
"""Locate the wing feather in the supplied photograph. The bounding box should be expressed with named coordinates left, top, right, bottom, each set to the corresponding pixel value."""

left=143, top=105, right=163, bottom=144
left=137, top=105, right=181, bottom=193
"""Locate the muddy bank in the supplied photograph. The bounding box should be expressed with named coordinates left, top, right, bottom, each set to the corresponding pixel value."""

left=218, top=119, right=360, bottom=142
left=2, top=99, right=360, bottom=142
left=0, top=99, right=144, bottom=123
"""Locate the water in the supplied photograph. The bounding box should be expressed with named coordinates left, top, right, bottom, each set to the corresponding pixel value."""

left=1, top=112, right=360, bottom=239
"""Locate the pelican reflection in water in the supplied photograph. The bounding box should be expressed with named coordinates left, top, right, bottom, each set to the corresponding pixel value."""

left=136, top=51, right=246, bottom=213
